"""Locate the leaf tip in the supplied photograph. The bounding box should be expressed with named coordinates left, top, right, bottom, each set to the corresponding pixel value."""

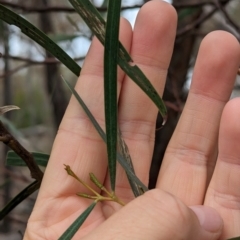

left=0, top=105, right=20, bottom=115
left=162, top=114, right=168, bottom=126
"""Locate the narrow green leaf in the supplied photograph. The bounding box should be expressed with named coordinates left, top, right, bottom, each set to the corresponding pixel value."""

left=6, top=151, right=49, bottom=167
left=118, top=59, right=167, bottom=118
left=58, top=201, right=97, bottom=240
left=118, top=129, right=143, bottom=197
left=104, top=0, right=121, bottom=191
left=116, top=151, right=148, bottom=192
left=62, top=77, right=148, bottom=194
left=89, top=173, right=104, bottom=189
left=101, top=0, right=109, bottom=8
left=68, top=0, right=131, bottom=62
left=99, top=0, right=109, bottom=20
left=227, top=237, right=240, bottom=240
left=0, top=180, right=40, bottom=220
left=69, top=0, right=167, bottom=120
left=48, top=33, right=81, bottom=43
left=62, top=77, right=106, bottom=141
left=0, top=4, right=81, bottom=76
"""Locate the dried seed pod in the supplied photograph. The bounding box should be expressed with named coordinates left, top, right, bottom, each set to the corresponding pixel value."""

left=89, top=173, right=103, bottom=189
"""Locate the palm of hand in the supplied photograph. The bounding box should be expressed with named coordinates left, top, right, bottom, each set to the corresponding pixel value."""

left=24, top=1, right=240, bottom=240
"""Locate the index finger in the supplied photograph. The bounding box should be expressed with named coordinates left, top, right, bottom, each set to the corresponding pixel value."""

left=36, top=19, right=133, bottom=200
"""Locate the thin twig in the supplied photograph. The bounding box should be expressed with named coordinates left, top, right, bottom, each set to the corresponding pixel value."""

left=173, top=0, right=215, bottom=9
left=176, top=0, right=240, bottom=40
left=215, top=0, right=240, bottom=33
left=0, top=0, right=227, bottom=12
left=0, top=55, right=86, bottom=78
left=173, top=0, right=234, bottom=9
left=177, top=6, right=219, bottom=37
left=0, top=121, right=43, bottom=181
left=1, top=54, right=85, bottom=65
left=0, top=63, right=31, bottom=78
left=176, top=0, right=232, bottom=38
left=0, top=1, right=142, bottom=13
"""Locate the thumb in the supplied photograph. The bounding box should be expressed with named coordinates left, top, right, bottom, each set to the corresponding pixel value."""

left=190, top=205, right=223, bottom=238
left=84, top=189, right=223, bottom=240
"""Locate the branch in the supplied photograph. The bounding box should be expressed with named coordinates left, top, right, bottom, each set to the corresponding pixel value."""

left=176, top=0, right=238, bottom=39
left=173, top=0, right=215, bottom=9
left=1, top=54, right=85, bottom=65
left=0, top=1, right=142, bottom=13
left=173, top=0, right=234, bottom=9
left=176, top=0, right=240, bottom=40
left=0, top=54, right=85, bottom=77
left=215, top=0, right=240, bottom=33
left=0, top=121, right=43, bottom=182
left=0, top=63, right=31, bottom=78
left=177, top=6, right=219, bottom=37
left=0, top=1, right=76, bottom=13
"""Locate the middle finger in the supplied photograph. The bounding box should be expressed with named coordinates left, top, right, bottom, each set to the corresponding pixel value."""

left=106, top=1, right=177, bottom=202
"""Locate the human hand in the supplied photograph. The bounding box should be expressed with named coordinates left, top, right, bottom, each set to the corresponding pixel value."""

left=24, top=0, right=240, bottom=239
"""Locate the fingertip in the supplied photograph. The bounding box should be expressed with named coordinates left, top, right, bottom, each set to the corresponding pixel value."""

left=199, top=31, right=240, bottom=70
left=191, top=31, right=240, bottom=101
left=220, top=97, right=240, bottom=138
left=222, top=97, right=240, bottom=116
left=143, top=190, right=223, bottom=239
left=136, top=0, right=177, bottom=39
left=190, top=206, right=223, bottom=233
left=132, top=0, right=177, bottom=69
left=119, top=17, right=133, bottom=50
left=140, top=0, right=177, bottom=23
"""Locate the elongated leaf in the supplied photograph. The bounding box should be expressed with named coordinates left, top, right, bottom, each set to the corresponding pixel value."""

left=101, top=0, right=109, bottom=8
left=227, top=237, right=240, bottom=240
left=58, top=201, right=97, bottom=240
left=48, top=33, right=81, bottom=43
left=104, top=0, right=121, bottom=191
left=0, top=4, right=81, bottom=76
left=69, top=0, right=167, bottom=120
left=6, top=151, right=49, bottom=167
left=0, top=105, right=19, bottom=115
left=0, top=180, right=40, bottom=220
left=62, top=77, right=148, bottom=193
left=117, top=129, right=143, bottom=196
left=68, top=0, right=130, bottom=62
left=118, top=59, right=167, bottom=118
left=62, top=76, right=106, bottom=141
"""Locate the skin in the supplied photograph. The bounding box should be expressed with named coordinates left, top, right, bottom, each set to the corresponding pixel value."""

left=24, top=1, right=240, bottom=239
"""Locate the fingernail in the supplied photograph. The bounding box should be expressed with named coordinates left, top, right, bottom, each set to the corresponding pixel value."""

left=190, top=206, right=223, bottom=232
